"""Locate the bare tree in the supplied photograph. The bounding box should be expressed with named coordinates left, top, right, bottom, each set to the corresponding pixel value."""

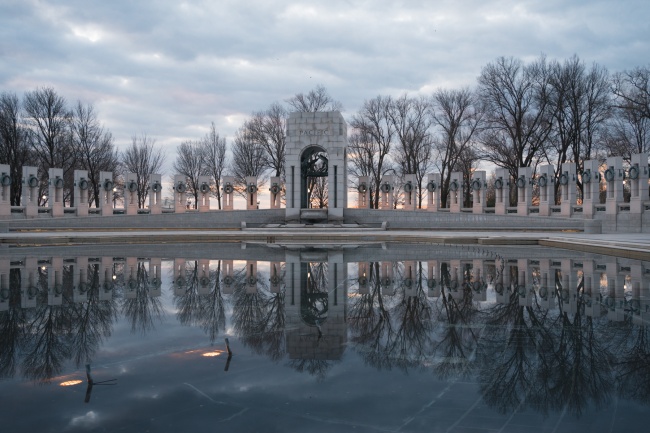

left=23, top=87, right=75, bottom=205
left=201, top=122, right=228, bottom=209
left=285, top=84, right=343, bottom=113
left=430, top=88, right=483, bottom=207
left=121, top=134, right=165, bottom=207
left=173, top=140, right=204, bottom=209
left=71, top=101, right=119, bottom=207
left=612, top=66, right=650, bottom=121
left=230, top=127, right=267, bottom=194
left=477, top=56, right=554, bottom=185
left=244, top=103, right=286, bottom=177
left=387, top=94, right=433, bottom=207
left=349, top=96, right=395, bottom=208
left=0, top=92, right=31, bottom=205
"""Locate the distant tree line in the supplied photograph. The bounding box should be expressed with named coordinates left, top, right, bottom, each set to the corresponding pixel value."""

left=3, top=55, right=648, bottom=210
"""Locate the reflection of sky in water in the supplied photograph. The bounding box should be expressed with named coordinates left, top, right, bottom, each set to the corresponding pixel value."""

left=1, top=245, right=650, bottom=432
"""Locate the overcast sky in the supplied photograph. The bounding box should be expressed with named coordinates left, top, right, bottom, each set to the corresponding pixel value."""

left=1, top=0, right=648, bottom=172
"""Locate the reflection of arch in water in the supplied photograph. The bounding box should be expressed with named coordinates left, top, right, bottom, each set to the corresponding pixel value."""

left=300, top=262, right=328, bottom=326
left=300, top=146, right=328, bottom=209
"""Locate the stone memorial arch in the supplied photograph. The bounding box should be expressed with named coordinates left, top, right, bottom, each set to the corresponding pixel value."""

left=285, top=112, right=348, bottom=223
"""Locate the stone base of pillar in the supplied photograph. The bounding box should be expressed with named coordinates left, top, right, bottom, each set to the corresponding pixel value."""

left=126, top=204, right=138, bottom=216
left=76, top=204, right=88, bottom=217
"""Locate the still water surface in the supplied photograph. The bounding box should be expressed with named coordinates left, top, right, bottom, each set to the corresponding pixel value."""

left=0, top=242, right=648, bottom=432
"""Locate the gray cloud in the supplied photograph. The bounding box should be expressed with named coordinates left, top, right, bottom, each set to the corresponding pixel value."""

left=1, top=0, right=648, bottom=172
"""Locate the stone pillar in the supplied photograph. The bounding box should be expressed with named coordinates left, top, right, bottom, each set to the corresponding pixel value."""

left=0, top=164, right=11, bottom=218
left=99, top=257, right=114, bottom=301
left=427, top=260, right=440, bottom=297
left=582, top=160, right=602, bottom=219
left=559, top=163, right=577, bottom=217
left=48, top=167, right=64, bottom=217
left=269, top=262, right=282, bottom=293
left=149, top=174, right=163, bottom=214
left=449, top=172, right=463, bottom=213
left=173, top=175, right=187, bottom=213
left=270, top=177, right=282, bottom=209
left=222, top=260, right=234, bottom=294
left=245, top=260, right=258, bottom=293
left=222, top=176, right=235, bottom=210
left=403, top=174, right=417, bottom=211
left=537, top=165, right=555, bottom=216
left=629, top=153, right=649, bottom=231
left=516, top=167, right=533, bottom=216
left=100, top=171, right=114, bottom=216
left=173, top=258, right=186, bottom=296
left=380, top=261, right=394, bottom=295
left=494, top=168, right=509, bottom=215
left=73, top=170, right=90, bottom=216
left=245, top=176, right=258, bottom=210
left=605, top=156, right=625, bottom=217
left=21, top=257, right=38, bottom=309
left=22, top=166, right=39, bottom=218
left=148, top=258, right=162, bottom=297
left=73, top=257, right=89, bottom=303
left=125, top=173, right=139, bottom=215
left=379, top=174, right=395, bottom=210
left=357, top=176, right=370, bottom=209
left=426, top=173, right=441, bottom=212
left=198, top=175, right=211, bottom=212
left=358, top=262, right=370, bottom=294
left=471, top=171, right=486, bottom=214
left=197, top=259, right=211, bottom=295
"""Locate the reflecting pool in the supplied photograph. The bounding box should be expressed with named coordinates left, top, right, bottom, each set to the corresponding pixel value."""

left=1, top=242, right=649, bottom=432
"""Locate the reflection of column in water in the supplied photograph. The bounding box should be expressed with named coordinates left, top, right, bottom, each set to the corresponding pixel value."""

left=606, top=259, right=625, bottom=322
left=125, top=257, right=138, bottom=299
left=246, top=260, right=258, bottom=294
left=631, top=263, right=644, bottom=325
left=197, top=259, right=210, bottom=295
left=269, top=262, right=282, bottom=293
left=518, top=259, right=532, bottom=307
left=222, top=260, right=234, bottom=294
left=427, top=260, right=439, bottom=298
left=149, top=258, right=162, bottom=297
left=48, top=257, right=63, bottom=306
left=380, top=261, right=394, bottom=295
left=403, top=260, right=416, bottom=298
left=358, top=262, right=369, bottom=295
left=449, top=259, right=462, bottom=300
left=473, top=259, right=486, bottom=302
left=21, top=257, right=38, bottom=309
left=637, top=264, right=650, bottom=324
left=73, top=256, right=89, bottom=303
left=538, top=259, right=553, bottom=310
left=173, top=258, right=186, bottom=296
left=99, top=257, right=114, bottom=301
left=583, top=260, right=603, bottom=318
left=494, top=258, right=509, bottom=305
left=0, top=258, right=9, bottom=311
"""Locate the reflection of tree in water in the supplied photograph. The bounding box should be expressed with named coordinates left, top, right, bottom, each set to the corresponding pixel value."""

left=617, top=324, right=650, bottom=404
left=174, top=261, right=226, bottom=343
left=433, top=263, right=481, bottom=379
left=69, top=264, right=118, bottom=367
left=348, top=262, right=395, bottom=370
left=0, top=269, right=27, bottom=379
left=287, top=358, right=331, bottom=380
left=391, top=262, right=435, bottom=372
left=231, top=266, right=287, bottom=361
left=122, top=262, right=164, bottom=334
